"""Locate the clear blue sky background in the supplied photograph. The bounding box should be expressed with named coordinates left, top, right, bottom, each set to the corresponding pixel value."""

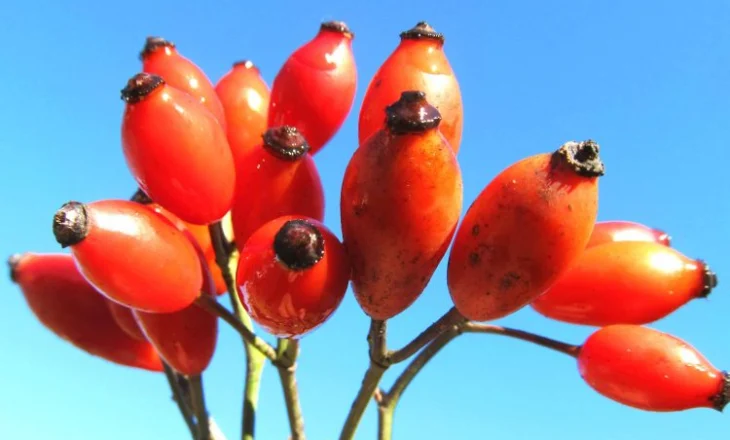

left=1, top=1, right=728, bottom=439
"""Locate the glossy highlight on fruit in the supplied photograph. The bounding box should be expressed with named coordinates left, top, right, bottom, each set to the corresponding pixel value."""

left=52, top=199, right=204, bottom=313
left=587, top=220, right=671, bottom=248
left=121, top=72, right=236, bottom=225
left=531, top=241, right=718, bottom=326
left=231, top=126, right=325, bottom=250
left=341, top=91, right=463, bottom=320
left=359, top=22, right=463, bottom=153
left=236, top=216, right=351, bottom=338
left=215, top=60, right=271, bottom=165
left=140, top=36, right=226, bottom=128
left=8, top=253, right=162, bottom=371
left=268, top=21, right=357, bottom=154
left=132, top=189, right=227, bottom=296
left=447, top=140, right=605, bottom=322
left=578, top=325, right=729, bottom=412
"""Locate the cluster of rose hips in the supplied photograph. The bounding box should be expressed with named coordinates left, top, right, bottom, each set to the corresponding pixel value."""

left=8, top=17, right=727, bottom=439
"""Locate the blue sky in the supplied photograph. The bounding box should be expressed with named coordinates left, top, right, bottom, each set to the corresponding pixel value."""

left=1, top=0, right=729, bottom=439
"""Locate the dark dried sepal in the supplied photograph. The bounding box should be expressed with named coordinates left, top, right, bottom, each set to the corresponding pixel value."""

left=321, top=21, right=354, bottom=39
left=400, top=21, right=445, bottom=43
left=53, top=201, right=90, bottom=248
left=385, top=91, right=442, bottom=135
left=698, top=260, right=718, bottom=298
left=233, top=60, right=257, bottom=71
left=121, top=73, right=165, bottom=104
left=139, top=36, right=175, bottom=60
left=263, top=126, right=310, bottom=161
left=7, top=253, right=22, bottom=283
left=551, top=140, right=606, bottom=178
left=273, top=219, right=325, bottom=271
left=712, top=371, right=730, bottom=412
left=130, top=188, right=153, bottom=204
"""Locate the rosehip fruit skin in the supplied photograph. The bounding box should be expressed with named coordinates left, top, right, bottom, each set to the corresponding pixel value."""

left=215, top=60, right=271, bottom=165
left=578, top=325, right=730, bottom=412
left=236, top=216, right=351, bottom=338
left=341, top=91, right=463, bottom=320
left=447, top=140, right=605, bottom=322
left=52, top=199, right=204, bottom=314
left=9, top=253, right=163, bottom=372
left=531, top=241, right=718, bottom=326
left=587, top=220, right=671, bottom=248
left=121, top=73, right=236, bottom=225
left=231, top=126, right=325, bottom=250
left=106, top=300, right=147, bottom=341
left=268, top=21, right=357, bottom=155
left=140, top=37, right=226, bottom=129
left=359, top=22, right=463, bottom=153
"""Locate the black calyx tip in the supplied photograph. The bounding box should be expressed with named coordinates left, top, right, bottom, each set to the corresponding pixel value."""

left=321, top=21, right=354, bottom=39
left=711, top=371, right=729, bottom=412
left=698, top=260, right=718, bottom=298
left=130, top=188, right=153, bottom=204
left=233, top=60, right=257, bottom=71
left=273, top=219, right=325, bottom=271
left=263, top=126, right=310, bottom=161
left=8, top=253, right=23, bottom=283
left=121, top=73, right=165, bottom=104
left=53, top=201, right=89, bottom=248
left=385, top=90, right=442, bottom=135
left=400, top=21, right=445, bottom=43
left=139, top=36, right=175, bottom=60
left=552, top=139, right=606, bottom=178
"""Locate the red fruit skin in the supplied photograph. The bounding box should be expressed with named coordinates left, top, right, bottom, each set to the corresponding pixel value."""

left=106, top=300, right=147, bottom=341
left=133, top=297, right=218, bottom=376
left=144, top=202, right=227, bottom=296
left=340, top=123, right=463, bottom=320
left=578, top=325, right=729, bottom=412
left=359, top=30, right=463, bottom=153
left=121, top=77, right=235, bottom=225
left=133, top=237, right=219, bottom=376
left=67, top=200, right=203, bottom=314
left=268, top=26, right=357, bottom=154
left=215, top=61, right=271, bottom=165
left=11, top=253, right=163, bottom=371
left=531, top=241, right=714, bottom=326
left=587, top=220, right=671, bottom=248
left=236, top=216, right=351, bottom=338
left=447, top=142, right=602, bottom=322
left=141, top=43, right=226, bottom=129
left=231, top=140, right=325, bottom=250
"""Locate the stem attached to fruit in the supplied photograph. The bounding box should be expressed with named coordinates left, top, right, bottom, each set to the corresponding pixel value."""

left=375, top=321, right=580, bottom=440
left=276, top=339, right=306, bottom=440
left=208, top=222, right=270, bottom=440
left=162, top=362, right=197, bottom=438
left=387, top=307, right=467, bottom=364
left=189, top=374, right=212, bottom=440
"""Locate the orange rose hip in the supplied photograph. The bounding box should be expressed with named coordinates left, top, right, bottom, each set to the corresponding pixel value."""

left=359, top=22, right=463, bottom=153
left=447, top=140, right=605, bottom=321
left=341, top=91, right=463, bottom=320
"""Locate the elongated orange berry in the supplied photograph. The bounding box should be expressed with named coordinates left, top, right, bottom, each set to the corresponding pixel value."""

left=448, top=140, right=605, bottom=321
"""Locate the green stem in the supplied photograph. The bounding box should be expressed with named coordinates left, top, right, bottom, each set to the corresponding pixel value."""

left=386, top=307, right=466, bottom=364
left=377, top=404, right=394, bottom=440
left=276, top=339, right=306, bottom=440
left=339, top=361, right=388, bottom=440
left=162, top=362, right=197, bottom=438
left=189, top=375, right=211, bottom=440
left=208, top=222, right=269, bottom=440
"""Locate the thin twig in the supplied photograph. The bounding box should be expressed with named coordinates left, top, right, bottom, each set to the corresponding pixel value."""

left=194, top=294, right=278, bottom=363
left=387, top=307, right=467, bottom=364
left=339, top=320, right=390, bottom=440
left=189, top=375, right=211, bottom=440
left=242, top=348, right=266, bottom=440
left=162, top=362, right=197, bottom=438
left=463, top=323, right=581, bottom=357
left=277, top=339, right=306, bottom=440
